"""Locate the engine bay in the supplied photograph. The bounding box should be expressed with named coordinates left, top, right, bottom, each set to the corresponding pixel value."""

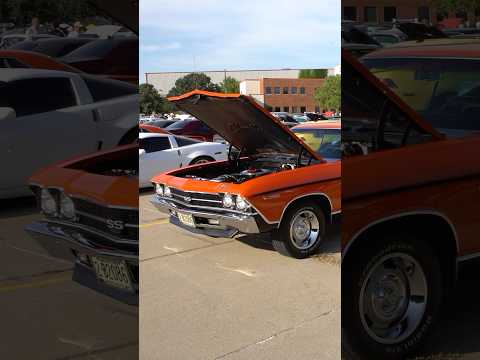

left=178, top=156, right=299, bottom=184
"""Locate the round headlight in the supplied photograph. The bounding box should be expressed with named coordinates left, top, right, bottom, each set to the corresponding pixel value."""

left=40, top=188, right=57, bottom=216
left=164, top=186, right=172, bottom=197
left=235, top=195, right=250, bottom=211
left=60, top=193, right=76, bottom=220
left=155, top=183, right=164, bottom=196
left=223, top=193, right=234, bottom=208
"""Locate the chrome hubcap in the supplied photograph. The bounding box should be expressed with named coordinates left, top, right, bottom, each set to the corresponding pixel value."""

left=289, top=210, right=320, bottom=250
left=359, top=253, right=428, bottom=344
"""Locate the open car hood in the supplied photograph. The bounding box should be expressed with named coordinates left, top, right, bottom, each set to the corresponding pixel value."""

left=87, top=0, right=138, bottom=34
left=168, top=91, right=322, bottom=161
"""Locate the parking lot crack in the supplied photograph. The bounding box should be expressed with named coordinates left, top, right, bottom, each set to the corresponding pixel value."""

left=214, top=309, right=336, bottom=359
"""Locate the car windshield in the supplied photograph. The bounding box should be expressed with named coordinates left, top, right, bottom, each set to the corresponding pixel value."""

left=363, top=57, right=480, bottom=138
left=293, top=128, right=341, bottom=159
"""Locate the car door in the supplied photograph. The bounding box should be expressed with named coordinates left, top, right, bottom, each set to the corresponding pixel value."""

left=139, top=136, right=181, bottom=186
left=0, top=75, right=98, bottom=196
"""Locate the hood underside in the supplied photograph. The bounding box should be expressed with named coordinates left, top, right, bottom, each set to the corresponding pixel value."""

left=168, top=91, right=321, bottom=161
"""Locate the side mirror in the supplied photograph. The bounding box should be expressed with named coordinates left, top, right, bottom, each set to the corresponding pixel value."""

left=0, top=107, right=16, bottom=121
left=139, top=148, right=146, bottom=156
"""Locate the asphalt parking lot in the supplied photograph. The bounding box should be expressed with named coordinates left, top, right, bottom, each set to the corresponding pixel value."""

left=139, top=190, right=341, bottom=360
left=0, top=197, right=138, bottom=360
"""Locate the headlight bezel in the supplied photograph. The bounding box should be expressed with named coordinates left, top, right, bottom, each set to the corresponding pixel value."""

left=235, top=195, right=251, bottom=211
left=59, top=192, right=76, bottom=220
left=40, top=188, right=58, bottom=217
left=155, top=183, right=164, bottom=196
left=222, top=193, right=235, bottom=208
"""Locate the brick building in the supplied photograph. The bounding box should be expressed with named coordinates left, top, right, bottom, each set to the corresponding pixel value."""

left=240, top=77, right=330, bottom=113
left=262, top=78, right=326, bottom=113
left=342, top=0, right=437, bottom=24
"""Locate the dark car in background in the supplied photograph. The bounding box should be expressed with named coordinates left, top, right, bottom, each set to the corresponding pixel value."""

left=164, top=118, right=216, bottom=141
left=11, top=37, right=94, bottom=58
left=144, top=119, right=177, bottom=128
left=60, top=37, right=138, bottom=84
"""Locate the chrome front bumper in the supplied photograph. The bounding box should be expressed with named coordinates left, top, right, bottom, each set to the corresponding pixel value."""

left=25, top=220, right=138, bottom=305
left=151, top=196, right=262, bottom=237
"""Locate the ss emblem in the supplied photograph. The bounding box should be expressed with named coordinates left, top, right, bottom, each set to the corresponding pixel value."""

left=106, top=219, right=125, bottom=230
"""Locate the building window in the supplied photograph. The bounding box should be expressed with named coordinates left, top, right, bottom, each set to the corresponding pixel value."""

left=291, top=87, right=297, bottom=94
left=315, top=105, right=320, bottom=113
left=418, top=6, right=430, bottom=23
left=283, top=106, right=289, bottom=112
left=266, top=105, right=273, bottom=111
left=343, top=6, right=357, bottom=21
left=384, top=6, right=396, bottom=22
left=300, top=106, right=306, bottom=113
left=364, top=6, right=377, bottom=23
left=283, top=87, right=289, bottom=94
left=266, top=87, right=272, bottom=94
left=299, top=87, right=305, bottom=94
left=274, top=87, right=280, bottom=94
left=274, top=106, right=281, bottom=112
left=292, top=106, right=298, bottom=113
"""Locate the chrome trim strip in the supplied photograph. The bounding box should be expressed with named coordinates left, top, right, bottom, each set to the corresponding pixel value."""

left=457, top=252, right=480, bottom=263
left=171, top=194, right=222, bottom=203
left=76, top=211, right=138, bottom=228
left=342, top=210, right=459, bottom=261
left=157, top=195, right=256, bottom=216
left=44, top=219, right=138, bottom=245
left=276, top=192, right=334, bottom=228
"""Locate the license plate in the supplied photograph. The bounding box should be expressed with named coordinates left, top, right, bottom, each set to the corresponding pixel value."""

left=91, top=256, right=133, bottom=291
left=178, top=212, right=195, bottom=227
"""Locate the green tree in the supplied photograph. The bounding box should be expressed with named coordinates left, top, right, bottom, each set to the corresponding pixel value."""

left=140, top=83, right=173, bottom=115
left=219, top=76, right=240, bottom=93
left=299, top=69, right=328, bottom=79
left=167, top=73, right=221, bottom=97
left=315, top=75, right=341, bottom=111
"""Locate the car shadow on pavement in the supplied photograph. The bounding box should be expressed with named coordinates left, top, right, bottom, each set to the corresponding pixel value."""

left=415, top=259, right=480, bottom=359
left=0, top=196, right=37, bottom=218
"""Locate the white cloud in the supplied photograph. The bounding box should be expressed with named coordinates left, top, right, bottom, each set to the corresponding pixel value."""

left=140, top=0, right=340, bottom=73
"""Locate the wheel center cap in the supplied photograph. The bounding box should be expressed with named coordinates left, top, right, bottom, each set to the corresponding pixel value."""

left=372, top=275, right=407, bottom=321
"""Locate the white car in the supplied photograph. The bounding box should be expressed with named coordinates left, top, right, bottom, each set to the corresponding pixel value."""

left=0, top=68, right=138, bottom=198
left=139, top=133, right=228, bottom=187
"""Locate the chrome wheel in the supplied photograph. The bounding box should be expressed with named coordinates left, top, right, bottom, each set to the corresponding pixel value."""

left=193, top=158, right=212, bottom=164
left=289, top=210, right=320, bottom=250
left=359, top=253, right=428, bottom=345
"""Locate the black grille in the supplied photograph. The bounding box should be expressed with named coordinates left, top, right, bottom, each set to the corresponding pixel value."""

left=73, top=198, right=138, bottom=242
left=170, top=188, right=223, bottom=209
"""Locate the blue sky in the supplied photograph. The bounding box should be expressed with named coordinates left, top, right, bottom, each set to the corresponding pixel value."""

left=139, top=0, right=340, bottom=81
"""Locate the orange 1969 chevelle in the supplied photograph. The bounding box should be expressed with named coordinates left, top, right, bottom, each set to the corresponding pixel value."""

left=341, top=47, right=480, bottom=359
left=151, top=90, right=341, bottom=258
left=25, top=145, right=139, bottom=305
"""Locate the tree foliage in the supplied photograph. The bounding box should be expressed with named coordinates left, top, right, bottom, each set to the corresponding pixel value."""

left=430, top=0, right=480, bottom=13
left=219, top=76, right=240, bottom=93
left=299, top=69, right=328, bottom=79
left=167, top=73, right=221, bottom=97
left=0, top=0, right=95, bottom=25
left=315, top=75, right=341, bottom=111
left=140, top=83, right=173, bottom=115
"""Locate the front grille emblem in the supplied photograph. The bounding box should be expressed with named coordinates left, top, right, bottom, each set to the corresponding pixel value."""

left=184, top=196, right=192, bottom=203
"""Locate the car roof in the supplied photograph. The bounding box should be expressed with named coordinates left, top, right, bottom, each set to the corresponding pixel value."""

left=292, top=120, right=341, bottom=130
left=0, top=68, right=78, bottom=82
left=364, top=39, right=480, bottom=59
left=139, top=132, right=168, bottom=139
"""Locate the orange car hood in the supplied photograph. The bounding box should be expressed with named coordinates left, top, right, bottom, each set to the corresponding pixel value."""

left=29, top=144, right=138, bottom=208
left=168, top=90, right=322, bottom=161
